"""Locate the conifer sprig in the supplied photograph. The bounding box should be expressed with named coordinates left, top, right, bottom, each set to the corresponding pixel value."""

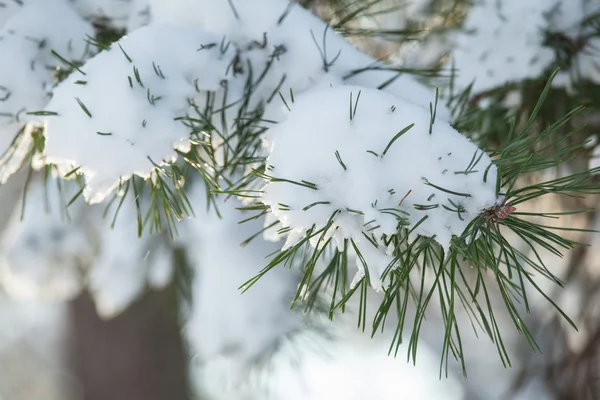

left=235, top=71, right=598, bottom=375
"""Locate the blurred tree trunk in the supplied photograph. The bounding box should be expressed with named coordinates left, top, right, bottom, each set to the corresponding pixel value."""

left=67, top=287, right=189, bottom=400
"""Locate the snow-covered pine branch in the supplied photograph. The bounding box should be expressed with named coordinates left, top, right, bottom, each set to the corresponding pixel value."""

left=38, top=0, right=448, bottom=204
left=0, top=0, right=94, bottom=180
left=44, top=24, right=232, bottom=203
left=261, top=85, right=498, bottom=290
left=0, top=0, right=597, bottom=379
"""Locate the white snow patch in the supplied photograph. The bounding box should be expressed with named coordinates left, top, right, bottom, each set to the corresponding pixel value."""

left=262, top=86, right=498, bottom=288
left=452, top=0, right=554, bottom=94
left=44, top=24, right=233, bottom=203
left=0, top=177, right=174, bottom=318
left=183, top=181, right=301, bottom=365
left=0, top=0, right=93, bottom=181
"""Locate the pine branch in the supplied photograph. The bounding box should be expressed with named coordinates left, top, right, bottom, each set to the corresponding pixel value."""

left=237, top=70, right=598, bottom=375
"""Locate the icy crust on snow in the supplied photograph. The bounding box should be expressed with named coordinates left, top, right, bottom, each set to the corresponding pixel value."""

left=44, top=24, right=233, bottom=203
left=262, top=86, right=498, bottom=289
left=0, top=178, right=173, bottom=318
left=452, top=0, right=554, bottom=94
left=182, top=182, right=301, bottom=364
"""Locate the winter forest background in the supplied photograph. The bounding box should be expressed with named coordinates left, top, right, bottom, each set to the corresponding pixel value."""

left=1, top=0, right=600, bottom=399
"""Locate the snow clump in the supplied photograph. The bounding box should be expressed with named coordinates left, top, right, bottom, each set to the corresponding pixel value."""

left=261, top=86, right=499, bottom=289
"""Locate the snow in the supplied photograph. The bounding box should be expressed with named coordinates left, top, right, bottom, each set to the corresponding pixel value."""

left=126, top=0, right=151, bottom=31
left=262, top=85, right=498, bottom=289
left=0, top=0, right=23, bottom=27
left=0, top=169, right=72, bottom=398
left=0, top=1, right=595, bottom=398
left=0, top=0, right=94, bottom=181
left=0, top=177, right=93, bottom=301
left=69, top=0, right=133, bottom=28
left=449, top=0, right=600, bottom=95
left=590, top=144, right=600, bottom=172
left=546, top=0, right=600, bottom=33
left=44, top=24, right=233, bottom=203
left=0, top=176, right=174, bottom=318
left=182, top=181, right=301, bottom=365
left=344, top=67, right=451, bottom=122
left=39, top=0, right=449, bottom=204
left=0, top=0, right=456, bottom=322
left=88, top=194, right=174, bottom=318
left=195, top=323, right=466, bottom=400
left=0, top=34, right=49, bottom=124
left=149, top=0, right=446, bottom=113
left=553, top=37, right=600, bottom=89
left=182, top=180, right=465, bottom=400
left=190, top=257, right=467, bottom=400
left=0, top=124, right=37, bottom=184
left=3, top=0, right=92, bottom=66
left=547, top=0, right=600, bottom=88
left=0, top=290, right=70, bottom=400
left=68, top=0, right=151, bottom=30
left=452, top=0, right=555, bottom=94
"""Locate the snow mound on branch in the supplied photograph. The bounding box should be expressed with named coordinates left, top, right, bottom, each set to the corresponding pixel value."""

left=183, top=181, right=301, bottom=365
left=262, top=86, right=498, bottom=289
left=0, top=0, right=93, bottom=181
left=452, top=0, right=554, bottom=94
left=44, top=24, right=234, bottom=203
left=0, top=35, right=49, bottom=124
left=153, top=0, right=339, bottom=95
left=0, top=0, right=93, bottom=119
left=0, top=33, right=49, bottom=164
left=2, top=0, right=92, bottom=66
left=149, top=0, right=447, bottom=117
left=0, top=178, right=174, bottom=318
left=38, top=0, right=448, bottom=199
